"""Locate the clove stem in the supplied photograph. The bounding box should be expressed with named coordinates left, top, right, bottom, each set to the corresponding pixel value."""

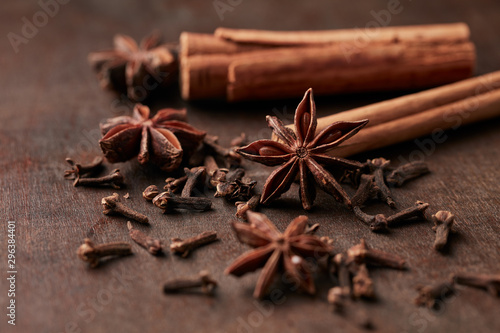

left=170, top=231, right=218, bottom=257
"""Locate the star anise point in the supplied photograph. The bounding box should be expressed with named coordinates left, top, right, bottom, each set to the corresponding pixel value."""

left=226, top=212, right=333, bottom=298
left=99, top=104, right=205, bottom=171
left=89, top=31, right=177, bottom=100
left=237, top=88, right=368, bottom=210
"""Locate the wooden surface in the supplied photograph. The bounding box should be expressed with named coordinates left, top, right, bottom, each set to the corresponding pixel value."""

left=1, top=1, right=499, bottom=332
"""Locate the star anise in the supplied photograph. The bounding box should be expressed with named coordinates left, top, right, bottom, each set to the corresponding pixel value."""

left=99, top=104, right=206, bottom=172
left=237, top=88, right=368, bottom=210
left=225, top=211, right=333, bottom=298
left=88, top=31, right=177, bottom=101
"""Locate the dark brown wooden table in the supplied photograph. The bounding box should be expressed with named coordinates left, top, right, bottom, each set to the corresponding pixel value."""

left=1, top=1, right=499, bottom=332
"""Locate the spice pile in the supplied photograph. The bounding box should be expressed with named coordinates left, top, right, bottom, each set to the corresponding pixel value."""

left=63, top=31, right=500, bottom=329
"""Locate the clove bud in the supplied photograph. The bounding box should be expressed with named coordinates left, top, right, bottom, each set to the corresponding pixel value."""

left=367, top=158, right=396, bottom=208
left=352, top=264, right=375, bottom=299
left=74, top=168, right=125, bottom=189
left=164, top=176, right=188, bottom=194
left=170, top=231, right=218, bottom=257
left=143, top=185, right=160, bottom=201
left=414, top=281, right=455, bottom=308
left=64, top=156, right=103, bottom=179
left=102, top=193, right=149, bottom=224
left=347, top=239, right=406, bottom=270
left=386, top=161, right=430, bottom=187
left=432, top=211, right=455, bottom=251
left=235, top=194, right=261, bottom=219
left=127, top=221, right=162, bottom=255
left=152, top=192, right=212, bottom=213
left=77, top=238, right=132, bottom=268
left=181, top=166, right=206, bottom=198
left=163, top=270, right=217, bottom=295
left=452, top=272, right=500, bottom=296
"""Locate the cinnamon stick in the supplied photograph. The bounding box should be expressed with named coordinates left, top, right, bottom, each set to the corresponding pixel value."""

left=215, top=23, right=470, bottom=46
left=227, top=41, right=474, bottom=101
left=329, top=88, right=500, bottom=157
left=180, top=23, right=475, bottom=101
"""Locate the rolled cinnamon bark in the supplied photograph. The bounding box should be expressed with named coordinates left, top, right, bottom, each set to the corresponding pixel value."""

left=215, top=23, right=470, bottom=46
left=181, top=23, right=475, bottom=101
left=330, top=87, right=500, bottom=157
left=227, top=41, right=475, bottom=101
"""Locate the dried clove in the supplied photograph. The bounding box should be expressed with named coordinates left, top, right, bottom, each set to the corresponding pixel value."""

left=333, top=253, right=352, bottom=297
left=102, top=193, right=149, bottom=224
left=143, top=185, right=160, bottom=201
left=235, top=194, right=261, bottom=219
left=351, top=174, right=379, bottom=207
left=432, top=211, right=455, bottom=251
left=352, top=264, right=375, bottom=299
left=230, top=179, right=257, bottom=201
left=347, top=239, right=406, bottom=269
left=215, top=168, right=256, bottom=201
left=181, top=166, right=206, bottom=198
left=170, top=231, right=218, bottom=257
left=385, top=201, right=429, bottom=227
left=152, top=192, right=212, bottom=213
left=204, top=155, right=229, bottom=189
left=74, top=169, right=125, bottom=189
left=452, top=272, right=500, bottom=296
left=77, top=238, right=132, bottom=267
left=163, top=270, right=217, bottom=295
left=64, top=156, right=103, bottom=179
left=352, top=206, right=388, bottom=232
left=386, top=161, right=430, bottom=187
left=353, top=201, right=429, bottom=232
left=414, top=281, right=456, bottom=308
left=367, top=158, right=396, bottom=208
left=127, top=221, right=162, bottom=255
left=215, top=168, right=245, bottom=198
left=164, top=176, right=188, bottom=194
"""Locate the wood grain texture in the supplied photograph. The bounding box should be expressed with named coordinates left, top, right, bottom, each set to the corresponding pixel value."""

left=0, top=1, right=499, bottom=333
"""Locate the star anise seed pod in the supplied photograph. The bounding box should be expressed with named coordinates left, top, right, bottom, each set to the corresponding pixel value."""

left=88, top=31, right=177, bottom=101
left=99, top=104, right=206, bottom=172
left=225, top=211, right=333, bottom=299
left=237, top=88, right=368, bottom=210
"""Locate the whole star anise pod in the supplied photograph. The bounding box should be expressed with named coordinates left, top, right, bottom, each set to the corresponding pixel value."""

left=225, top=211, right=333, bottom=298
left=237, top=88, right=368, bottom=210
left=88, top=31, right=177, bottom=101
left=99, top=104, right=206, bottom=172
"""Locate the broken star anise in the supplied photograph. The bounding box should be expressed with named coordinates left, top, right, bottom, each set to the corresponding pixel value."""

left=237, top=88, right=368, bottom=210
left=88, top=31, right=177, bottom=101
left=99, top=104, right=206, bottom=172
left=225, top=211, right=333, bottom=298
